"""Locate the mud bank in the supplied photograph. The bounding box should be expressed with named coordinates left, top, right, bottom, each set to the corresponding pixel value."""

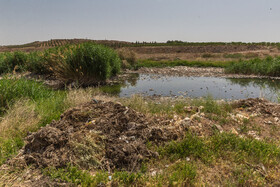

left=131, top=66, right=280, bottom=79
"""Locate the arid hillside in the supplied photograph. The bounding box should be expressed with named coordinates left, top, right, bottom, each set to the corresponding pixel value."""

left=1, top=40, right=280, bottom=62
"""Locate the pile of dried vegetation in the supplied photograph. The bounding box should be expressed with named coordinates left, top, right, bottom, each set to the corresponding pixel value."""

left=8, top=100, right=183, bottom=173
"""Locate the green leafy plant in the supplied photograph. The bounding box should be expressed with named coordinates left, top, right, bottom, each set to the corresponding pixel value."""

left=49, top=43, right=121, bottom=85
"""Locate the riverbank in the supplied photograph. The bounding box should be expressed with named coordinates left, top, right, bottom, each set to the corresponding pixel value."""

left=130, top=66, right=280, bottom=79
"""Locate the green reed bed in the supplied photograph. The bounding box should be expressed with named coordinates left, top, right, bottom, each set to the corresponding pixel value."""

left=225, top=56, right=280, bottom=76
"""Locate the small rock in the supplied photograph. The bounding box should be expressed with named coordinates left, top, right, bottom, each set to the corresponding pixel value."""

left=213, top=124, right=223, bottom=133
left=264, top=121, right=273, bottom=125
left=236, top=114, right=249, bottom=120
left=151, top=170, right=157, bottom=176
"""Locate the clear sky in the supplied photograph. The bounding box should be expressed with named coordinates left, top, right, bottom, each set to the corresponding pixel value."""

left=0, top=0, right=280, bottom=45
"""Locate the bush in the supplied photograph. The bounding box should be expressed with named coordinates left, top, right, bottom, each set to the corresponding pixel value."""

left=117, top=48, right=137, bottom=68
left=26, top=51, right=50, bottom=74
left=0, top=52, right=28, bottom=74
left=49, top=43, right=121, bottom=85
left=225, top=56, right=280, bottom=76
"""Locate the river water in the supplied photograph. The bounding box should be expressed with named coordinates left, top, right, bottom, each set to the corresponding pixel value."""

left=102, top=74, right=280, bottom=102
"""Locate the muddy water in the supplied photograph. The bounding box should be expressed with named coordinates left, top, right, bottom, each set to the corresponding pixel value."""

left=104, top=74, right=280, bottom=102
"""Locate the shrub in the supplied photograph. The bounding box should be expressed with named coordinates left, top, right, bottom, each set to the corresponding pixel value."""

left=225, top=56, right=280, bottom=76
left=117, top=48, right=137, bottom=68
left=50, top=43, right=121, bottom=85
left=0, top=52, right=28, bottom=74
left=26, top=51, right=50, bottom=74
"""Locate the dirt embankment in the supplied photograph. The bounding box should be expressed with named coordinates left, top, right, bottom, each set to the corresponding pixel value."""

left=129, top=45, right=270, bottom=54
left=127, top=45, right=280, bottom=61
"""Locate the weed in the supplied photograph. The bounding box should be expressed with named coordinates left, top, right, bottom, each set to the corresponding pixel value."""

left=158, top=132, right=212, bottom=163
left=210, top=133, right=280, bottom=164
left=0, top=78, right=60, bottom=114
left=113, top=171, right=144, bottom=185
left=160, top=131, right=280, bottom=167
left=44, top=165, right=108, bottom=186
left=168, top=162, right=196, bottom=186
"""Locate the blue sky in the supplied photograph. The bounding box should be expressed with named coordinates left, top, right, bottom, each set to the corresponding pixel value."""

left=0, top=0, right=280, bottom=45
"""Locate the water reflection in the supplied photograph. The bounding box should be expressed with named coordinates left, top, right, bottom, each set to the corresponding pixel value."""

left=101, top=74, right=280, bottom=102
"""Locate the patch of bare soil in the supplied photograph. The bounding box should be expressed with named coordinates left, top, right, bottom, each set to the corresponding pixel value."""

left=134, top=66, right=280, bottom=79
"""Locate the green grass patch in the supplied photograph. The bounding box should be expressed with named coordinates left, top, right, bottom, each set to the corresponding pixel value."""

left=158, top=133, right=213, bottom=163
left=137, top=59, right=232, bottom=68
left=0, top=78, right=64, bottom=114
left=121, top=95, right=232, bottom=118
left=159, top=132, right=280, bottom=166
left=0, top=78, right=68, bottom=165
left=211, top=133, right=280, bottom=164
left=223, top=53, right=243, bottom=59
left=44, top=165, right=109, bottom=186
left=168, top=162, right=197, bottom=186
left=225, top=56, right=280, bottom=76
left=44, top=165, right=147, bottom=186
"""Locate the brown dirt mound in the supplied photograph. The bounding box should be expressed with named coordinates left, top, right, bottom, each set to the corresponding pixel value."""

left=11, top=100, right=182, bottom=172
left=234, top=98, right=280, bottom=117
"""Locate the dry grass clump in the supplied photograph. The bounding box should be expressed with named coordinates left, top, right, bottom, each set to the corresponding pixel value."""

left=0, top=100, right=40, bottom=139
left=117, top=48, right=137, bottom=68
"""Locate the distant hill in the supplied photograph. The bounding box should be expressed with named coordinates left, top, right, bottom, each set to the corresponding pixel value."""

left=0, top=39, right=132, bottom=52
left=1, top=39, right=280, bottom=62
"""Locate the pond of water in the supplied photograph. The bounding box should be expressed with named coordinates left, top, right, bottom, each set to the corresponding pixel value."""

left=101, top=74, right=280, bottom=102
